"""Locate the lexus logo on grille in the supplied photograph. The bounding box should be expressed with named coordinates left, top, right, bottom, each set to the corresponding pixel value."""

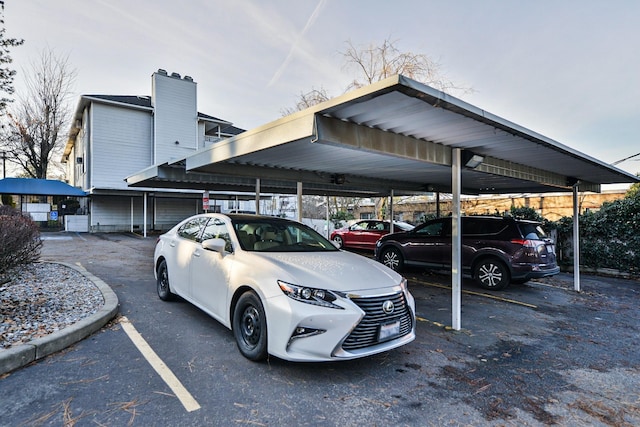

left=382, top=300, right=395, bottom=314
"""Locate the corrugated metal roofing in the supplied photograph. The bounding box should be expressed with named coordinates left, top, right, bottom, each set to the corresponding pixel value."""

left=128, top=75, right=638, bottom=196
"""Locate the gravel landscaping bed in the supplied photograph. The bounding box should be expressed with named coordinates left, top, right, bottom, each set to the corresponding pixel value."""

left=0, top=263, right=104, bottom=349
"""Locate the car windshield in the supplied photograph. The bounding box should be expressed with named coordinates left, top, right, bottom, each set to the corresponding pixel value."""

left=231, top=218, right=339, bottom=252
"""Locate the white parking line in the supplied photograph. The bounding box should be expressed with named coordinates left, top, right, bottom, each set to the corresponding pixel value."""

left=119, top=316, right=201, bottom=412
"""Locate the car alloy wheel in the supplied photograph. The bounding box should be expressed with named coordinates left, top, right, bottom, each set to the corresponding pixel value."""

left=381, top=247, right=403, bottom=272
left=475, top=259, right=509, bottom=290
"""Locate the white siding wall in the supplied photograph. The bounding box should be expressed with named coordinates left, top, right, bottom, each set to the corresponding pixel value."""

left=198, top=121, right=205, bottom=149
left=67, top=108, right=90, bottom=189
left=152, top=72, right=198, bottom=164
left=91, top=104, right=152, bottom=189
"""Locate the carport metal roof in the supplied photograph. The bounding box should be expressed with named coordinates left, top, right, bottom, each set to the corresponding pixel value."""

left=127, top=75, right=638, bottom=195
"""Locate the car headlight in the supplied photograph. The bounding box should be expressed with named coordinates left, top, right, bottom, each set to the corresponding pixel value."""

left=399, top=277, right=408, bottom=292
left=278, top=281, right=343, bottom=309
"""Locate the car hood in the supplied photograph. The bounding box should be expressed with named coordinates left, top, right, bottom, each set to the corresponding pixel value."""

left=255, top=250, right=402, bottom=293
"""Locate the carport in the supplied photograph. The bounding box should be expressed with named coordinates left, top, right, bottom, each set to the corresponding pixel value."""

left=127, top=75, right=639, bottom=330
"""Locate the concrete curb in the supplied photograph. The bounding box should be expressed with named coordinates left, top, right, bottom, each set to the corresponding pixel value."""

left=0, top=262, right=119, bottom=375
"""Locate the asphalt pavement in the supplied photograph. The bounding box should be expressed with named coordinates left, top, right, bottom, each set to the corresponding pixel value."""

left=0, top=232, right=638, bottom=426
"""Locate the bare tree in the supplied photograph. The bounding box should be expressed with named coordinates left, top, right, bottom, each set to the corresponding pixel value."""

left=280, top=86, right=331, bottom=116
left=341, top=38, right=470, bottom=94
left=0, top=2, right=24, bottom=114
left=1, top=48, right=76, bottom=179
left=283, top=37, right=469, bottom=220
left=283, top=37, right=471, bottom=117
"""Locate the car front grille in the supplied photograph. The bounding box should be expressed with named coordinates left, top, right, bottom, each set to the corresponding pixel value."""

left=342, top=292, right=413, bottom=351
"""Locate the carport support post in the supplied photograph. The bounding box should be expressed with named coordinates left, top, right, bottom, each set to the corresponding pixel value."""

left=451, top=148, right=462, bottom=331
left=297, top=182, right=303, bottom=222
left=255, top=178, right=261, bottom=215
left=572, top=185, right=581, bottom=292
left=389, top=190, right=394, bottom=233
left=325, top=196, right=330, bottom=239
left=130, top=197, right=134, bottom=233
left=143, top=191, right=148, bottom=238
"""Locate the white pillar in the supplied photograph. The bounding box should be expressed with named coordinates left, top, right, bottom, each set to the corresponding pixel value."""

left=451, top=148, right=462, bottom=331
left=389, top=190, right=394, bottom=233
left=326, top=195, right=330, bottom=239
left=143, top=192, right=148, bottom=238
left=572, top=186, right=581, bottom=292
left=255, top=179, right=261, bottom=215
left=130, top=197, right=134, bottom=233
left=297, top=182, right=303, bottom=223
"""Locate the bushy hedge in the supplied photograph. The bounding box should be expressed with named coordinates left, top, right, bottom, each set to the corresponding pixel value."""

left=0, top=205, right=42, bottom=276
left=552, top=187, right=640, bottom=275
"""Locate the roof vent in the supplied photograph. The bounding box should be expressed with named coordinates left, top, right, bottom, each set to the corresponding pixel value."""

left=171, top=72, right=181, bottom=79
left=157, top=69, right=167, bottom=75
left=184, top=75, right=193, bottom=81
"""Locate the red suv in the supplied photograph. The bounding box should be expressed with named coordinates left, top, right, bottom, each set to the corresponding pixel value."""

left=374, top=216, right=560, bottom=290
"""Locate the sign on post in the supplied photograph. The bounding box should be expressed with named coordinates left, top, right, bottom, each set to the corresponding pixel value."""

left=203, top=191, right=209, bottom=212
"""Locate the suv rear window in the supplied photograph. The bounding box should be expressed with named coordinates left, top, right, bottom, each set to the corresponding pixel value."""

left=517, top=222, right=547, bottom=240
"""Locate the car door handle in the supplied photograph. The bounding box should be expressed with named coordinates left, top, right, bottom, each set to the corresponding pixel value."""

left=193, top=250, right=201, bottom=257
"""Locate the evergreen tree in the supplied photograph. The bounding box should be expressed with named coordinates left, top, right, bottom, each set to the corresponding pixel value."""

left=0, top=1, right=24, bottom=114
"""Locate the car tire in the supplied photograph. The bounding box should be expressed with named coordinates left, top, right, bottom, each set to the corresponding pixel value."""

left=156, top=260, right=175, bottom=301
left=233, top=291, right=268, bottom=361
left=381, top=247, right=404, bottom=272
left=474, top=258, right=510, bottom=290
left=332, top=235, right=343, bottom=248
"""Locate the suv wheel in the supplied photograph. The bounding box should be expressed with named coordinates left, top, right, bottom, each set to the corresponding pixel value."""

left=474, top=258, right=509, bottom=290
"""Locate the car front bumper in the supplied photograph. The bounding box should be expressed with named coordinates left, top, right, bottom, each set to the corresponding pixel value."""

left=265, top=288, right=416, bottom=362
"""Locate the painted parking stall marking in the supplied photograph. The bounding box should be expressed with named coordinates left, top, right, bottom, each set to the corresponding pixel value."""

left=119, top=316, right=201, bottom=412
left=408, top=277, right=538, bottom=309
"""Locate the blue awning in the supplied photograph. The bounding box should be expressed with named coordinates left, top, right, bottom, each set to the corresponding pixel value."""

left=0, top=178, right=86, bottom=197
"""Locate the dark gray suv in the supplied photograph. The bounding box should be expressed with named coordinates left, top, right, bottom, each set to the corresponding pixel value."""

left=374, top=216, right=560, bottom=290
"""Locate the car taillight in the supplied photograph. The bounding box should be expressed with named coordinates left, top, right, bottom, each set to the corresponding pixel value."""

left=511, top=239, right=535, bottom=248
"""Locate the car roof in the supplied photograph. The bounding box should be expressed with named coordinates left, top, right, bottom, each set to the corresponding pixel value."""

left=225, top=213, right=297, bottom=223
left=430, top=215, right=539, bottom=225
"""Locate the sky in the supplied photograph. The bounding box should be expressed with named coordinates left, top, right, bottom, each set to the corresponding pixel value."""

left=5, top=0, right=640, bottom=178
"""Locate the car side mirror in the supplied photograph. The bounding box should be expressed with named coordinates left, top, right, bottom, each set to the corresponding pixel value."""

left=202, top=238, right=228, bottom=254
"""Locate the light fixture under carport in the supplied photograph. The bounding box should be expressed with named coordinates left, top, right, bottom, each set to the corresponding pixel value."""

left=462, top=150, right=484, bottom=169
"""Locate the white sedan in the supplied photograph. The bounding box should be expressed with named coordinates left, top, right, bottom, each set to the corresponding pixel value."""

left=154, top=213, right=416, bottom=362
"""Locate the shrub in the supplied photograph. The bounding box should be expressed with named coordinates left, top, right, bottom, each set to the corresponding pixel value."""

left=0, top=206, right=43, bottom=276
left=330, top=210, right=355, bottom=228
left=550, top=190, right=640, bottom=275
